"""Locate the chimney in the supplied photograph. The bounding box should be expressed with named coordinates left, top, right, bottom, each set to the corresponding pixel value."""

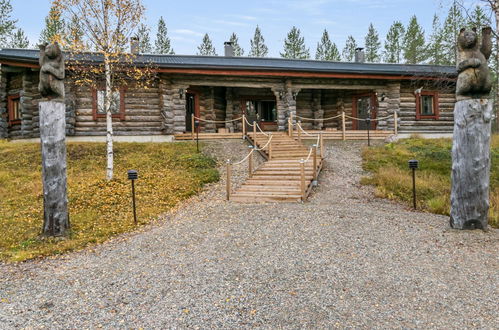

left=355, top=47, right=365, bottom=63
left=224, top=41, right=235, bottom=57
left=130, top=37, right=139, bottom=54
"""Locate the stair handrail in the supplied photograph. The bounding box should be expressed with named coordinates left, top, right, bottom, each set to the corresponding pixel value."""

left=254, top=133, right=273, bottom=151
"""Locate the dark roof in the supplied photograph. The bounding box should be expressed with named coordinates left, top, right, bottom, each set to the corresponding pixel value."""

left=0, top=48, right=457, bottom=77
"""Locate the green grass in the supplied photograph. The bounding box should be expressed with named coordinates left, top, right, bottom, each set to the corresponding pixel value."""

left=361, top=136, right=499, bottom=228
left=0, top=141, right=219, bottom=262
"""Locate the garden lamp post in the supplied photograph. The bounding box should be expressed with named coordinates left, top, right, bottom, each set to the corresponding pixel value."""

left=408, top=160, right=419, bottom=209
left=127, top=170, right=138, bottom=225
left=195, top=120, right=200, bottom=152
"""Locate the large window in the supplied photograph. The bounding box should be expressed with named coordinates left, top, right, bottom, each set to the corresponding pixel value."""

left=92, top=88, right=125, bottom=120
left=7, top=94, right=21, bottom=126
left=416, top=91, right=439, bottom=120
left=245, top=100, right=276, bottom=122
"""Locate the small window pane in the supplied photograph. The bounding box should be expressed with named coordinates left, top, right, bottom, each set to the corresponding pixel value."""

left=421, top=95, right=434, bottom=115
left=97, top=90, right=121, bottom=114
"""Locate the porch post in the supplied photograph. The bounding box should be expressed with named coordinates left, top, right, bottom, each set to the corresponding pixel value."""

left=286, top=86, right=300, bottom=132
left=225, top=87, right=234, bottom=132
left=272, top=87, right=287, bottom=131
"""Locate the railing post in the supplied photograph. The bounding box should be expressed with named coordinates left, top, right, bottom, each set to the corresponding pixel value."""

left=320, top=133, right=324, bottom=159
left=298, top=121, right=302, bottom=143
left=191, top=114, right=195, bottom=141
left=313, top=144, right=318, bottom=184
left=248, top=148, right=253, bottom=177
left=300, top=160, right=306, bottom=201
left=268, top=136, right=272, bottom=160
left=253, top=121, right=257, bottom=140
left=394, top=111, right=398, bottom=135
left=288, top=117, right=292, bottom=137
left=242, top=114, right=246, bottom=139
left=290, top=112, right=294, bottom=138
left=341, top=111, right=346, bottom=141
left=226, top=160, right=232, bottom=201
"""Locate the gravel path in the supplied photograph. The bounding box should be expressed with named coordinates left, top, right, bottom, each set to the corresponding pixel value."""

left=1, top=140, right=498, bottom=329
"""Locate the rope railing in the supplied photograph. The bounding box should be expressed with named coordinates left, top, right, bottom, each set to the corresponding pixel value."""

left=294, top=114, right=342, bottom=121
left=344, top=114, right=395, bottom=121
left=193, top=115, right=242, bottom=124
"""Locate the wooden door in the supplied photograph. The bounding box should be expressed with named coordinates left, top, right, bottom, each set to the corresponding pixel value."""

left=352, top=93, right=377, bottom=130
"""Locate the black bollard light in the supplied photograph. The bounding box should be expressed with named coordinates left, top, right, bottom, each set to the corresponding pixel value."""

left=127, top=170, right=138, bottom=225
left=408, top=160, right=419, bottom=209
left=366, top=118, right=371, bottom=147
left=194, top=120, right=200, bottom=152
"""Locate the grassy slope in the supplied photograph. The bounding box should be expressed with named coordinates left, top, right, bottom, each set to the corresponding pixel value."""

left=362, top=136, right=499, bottom=228
left=0, top=141, right=219, bottom=262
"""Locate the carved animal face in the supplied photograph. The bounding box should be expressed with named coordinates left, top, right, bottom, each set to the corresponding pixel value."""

left=45, top=43, right=61, bottom=59
left=458, top=29, right=478, bottom=49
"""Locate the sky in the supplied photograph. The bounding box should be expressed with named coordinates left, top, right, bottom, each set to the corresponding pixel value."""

left=10, top=0, right=468, bottom=57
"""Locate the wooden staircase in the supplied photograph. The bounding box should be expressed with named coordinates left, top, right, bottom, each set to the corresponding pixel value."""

left=229, top=132, right=323, bottom=203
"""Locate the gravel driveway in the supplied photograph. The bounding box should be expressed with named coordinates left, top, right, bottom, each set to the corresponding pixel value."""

left=1, top=140, right=498, bottom=329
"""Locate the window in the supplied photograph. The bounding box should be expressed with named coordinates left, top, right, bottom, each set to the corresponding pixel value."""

left=92, top=88, right=125, bottom=120
left=416, top=91, right=439, bottom=120
left=245, top=100, right=276, bottom=122
left=7, top=94, right=21, bottom=125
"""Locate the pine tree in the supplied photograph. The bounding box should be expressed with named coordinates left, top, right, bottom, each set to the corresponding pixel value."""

left=280, top=26, right=310, bottom=59
left=249, top=25, right=268, bottom=57
left=134, top=23, right=152, bottom=53
left=39, top=2, right=66, bottom=44
left=315, top=29, right=340, bottom=61
left=342, top=35, right=357, bottom=61
left=402, top=15, right=426, bottom=64
left=440, top=3, right=464, bottom=65
left=9, top=28, right=29, bottom=48
left=364, top=23, right=381, bottom=62
left=65, top=14, right=85, bottom=50
left=467, top=5, right=491, bottom=37
left=384, top=21, right=405, bottom=63
left=427, top=15, right=446, bottom=65
left=0, top=0, right=16, bottom=47
left=229, top=32, right=244, bottom=56
left=197, top=33, right=217, bottom=56
left=155, top=16, right=174, bottom=54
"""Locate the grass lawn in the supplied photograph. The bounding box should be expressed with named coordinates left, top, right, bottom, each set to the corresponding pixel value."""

left=362, top=136, right=499, bottom=228
left=0, top=141, right=219, bottom=262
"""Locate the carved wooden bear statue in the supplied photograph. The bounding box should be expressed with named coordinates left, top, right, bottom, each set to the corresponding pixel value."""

left=39, top=42, right=65, bottom=100
left=456, top=27, right=492, bottom=100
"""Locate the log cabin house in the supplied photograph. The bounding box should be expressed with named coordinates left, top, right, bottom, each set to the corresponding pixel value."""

left=0, top=45, right=456, bottom=140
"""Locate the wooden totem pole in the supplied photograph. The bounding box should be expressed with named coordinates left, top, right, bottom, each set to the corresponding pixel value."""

left=450, top=27, right=493, bottom=230
left=38, top=42, right=70, bottom=237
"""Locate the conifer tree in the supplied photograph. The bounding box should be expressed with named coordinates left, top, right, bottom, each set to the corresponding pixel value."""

left=9, top=28, right=29, bottom=48
left=440, top=3, right=464, bottom=65
left=427, top=15, right=446, bottom=65
left=364, top=23, right=381, bottom=62
left=134, top=23, right=152, bottom=53
left=65, top=14, right=85, bottom=50
left=197, top=33, right=217, bottom=56
left=0, top=0, right=16, bottom=47
left=467, top=5, right=491, bottom=36
left=315, top=29, right=340, bottom=61
left=402, top=15, right=426, bottom=64
left=384, top=21, right=405, bottom=63
left=342, top=35, right=357, bottom=62
left=39, top=2, right=66, bottom=44
left=280, top=26, right=310, bottom=59
left=155, top=16, right=174, bottom=54
left=249, top=25, right=268, bottom=57
left=229, top=32, right=244, bottom=56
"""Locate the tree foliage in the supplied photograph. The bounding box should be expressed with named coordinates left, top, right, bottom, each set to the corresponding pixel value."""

left=384, top=21, right=405, bottom=63
left=342, top=35, right=357, bottom=62
left=0, top=0, right=16, bottom=47
left=315, top=29, right=340, bottom=61
left=229, top=32, right=244, bottom=56
left=65, top=14, right=85, bottom=50
left=402, top=15, right=426, bottom=64
left=440, top=3, right=464, bottom=65
left=427, top=15, right=447, bottom=65
left=365, top=23, right=381, bottom=62
left=39, top=1, right=66, bottom=44
left=9, top=28, right=29, bottom=48
left=197, top=33, right=217, bottom=56
left=280, top=26, right=310, bottom=59
left=155, top=16, right=174, bottom=54
left=249, top=25, right=268, bottom=57
left=134, top=23, right=152, bottom=53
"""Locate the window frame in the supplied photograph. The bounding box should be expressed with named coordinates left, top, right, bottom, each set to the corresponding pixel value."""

left=415, top=91, right=439, bottom=120
left=92, top=87, right=126, bottom=121
left=7, top=94, right=21, bottom=126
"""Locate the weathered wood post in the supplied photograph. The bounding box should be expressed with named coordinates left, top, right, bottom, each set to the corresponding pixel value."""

left=298, top=121, right=302, bottom=143
left=242, top=114, right=246, bottom=139
left=300, top=160, right=306, bottom=201
left=191, top=113, right=195, bottom=140
left=289, top=112, right=294, bottom=137
left=268, top=136, right=273, bottom=160
left=320, top=133, right=324, bottom=159
left=248, top=148, right=253, bottom=177
left=288, top=117, right=292, bottom=137
left=341, top=111, right=346, bottom=141
left=450, top=27, right=493, bottom=230
left=313, top=144, right=317, bottom=183
left=253, top=121, right=257, bottom=140
left=38, top=42, right=70, bottom=237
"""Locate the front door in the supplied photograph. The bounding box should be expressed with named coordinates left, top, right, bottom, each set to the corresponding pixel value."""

left=185, top=92, right=196, bottom=132
left=243, top=99, right=277, bottom=130
left=352, top=93, right=376, bottom=130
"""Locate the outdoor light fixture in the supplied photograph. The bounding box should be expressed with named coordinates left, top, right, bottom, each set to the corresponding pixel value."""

left=292, top=91, right=298, bottom=100
left=377, top=92, right=386, bottom=102
left=278, top=91, right=285, bottom=100
left=127, top=170, right=138, bottom=225
left=366, top=109, right=371, bottom=147
left=408, top=160, right=419, bottom=209
left=179, top=88, right=185, bottom=99
left=194, top=120, right=200, bottom=152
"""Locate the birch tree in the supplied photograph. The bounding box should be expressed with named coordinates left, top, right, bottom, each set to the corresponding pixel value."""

left=57, top=0, right=149, bottom=180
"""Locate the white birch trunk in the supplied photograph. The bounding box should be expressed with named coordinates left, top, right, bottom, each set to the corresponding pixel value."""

left=39, top=101, right=70, bottom=236
left=450, top=99, right=493, bottom=230
left=105, top=58, right=114, bottom=181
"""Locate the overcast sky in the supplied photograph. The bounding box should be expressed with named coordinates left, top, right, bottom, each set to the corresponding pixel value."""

left=11, top=0, right=469, bottom=57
